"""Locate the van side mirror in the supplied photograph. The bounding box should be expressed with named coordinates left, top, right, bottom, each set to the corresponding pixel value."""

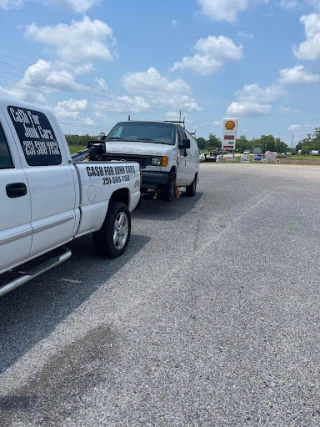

left=179, top=138, right=190, bottom=149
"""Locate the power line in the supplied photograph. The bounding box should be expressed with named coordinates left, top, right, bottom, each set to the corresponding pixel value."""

left=57, top=119, right=103, bottom=129
left=0, top=52, right=211, bottom=132
left=0, top=52, right=212, bottom=126
left=0, top=54, right=172, bottom=115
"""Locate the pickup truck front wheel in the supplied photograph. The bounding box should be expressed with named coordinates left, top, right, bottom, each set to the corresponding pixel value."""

left=93, top=202, right=131, bottom=258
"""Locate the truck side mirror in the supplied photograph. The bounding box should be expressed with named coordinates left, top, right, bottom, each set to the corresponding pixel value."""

left=179, top=138, right=190, bottom=149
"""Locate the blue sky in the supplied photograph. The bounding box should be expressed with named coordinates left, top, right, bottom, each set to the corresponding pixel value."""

left=1, top=0, right=320, bottom=146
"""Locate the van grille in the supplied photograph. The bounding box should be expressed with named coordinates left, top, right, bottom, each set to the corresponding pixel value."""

left=102, top=154, right=150, bottom=169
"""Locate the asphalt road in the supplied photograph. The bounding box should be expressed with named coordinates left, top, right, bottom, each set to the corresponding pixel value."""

left=1, top=163, right=320, bottom=427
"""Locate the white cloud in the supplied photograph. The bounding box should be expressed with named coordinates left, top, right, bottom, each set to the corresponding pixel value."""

left=171, top=19, right=178, bottom=27
left=213, top=120, right=223, bottom=127
left=0, top=0, right=23, bottom=9
left=226, top=83, right=285, bottom=117
left=197, top=0, right=267, bottom=22
left=82, top=117, right=95, bottom=126
left=0, top=59, right=94, bottom=104
left=1, top=0, right=100, bottom=11
left=44, top=0, right=99, bottom=13
left=278, top=0, right=299, bottom=9
left=288, top=123, right=315, bottom=137
left=0, top=83, right=46, bottom=105
left=25, top=16, right=115, bottom=63
left=166, top=111, right=181, bottom=120
left=55, top=99, right=88, bottom=120
left=122, top=67, right=201, bottom=112
left=22, top=59, right=93, bottom=94
left=279, top=106, right=291, bottom=113
left=94, top=96, right=151, bottom=114
left=95, top=77, right=108, bottom=91
left=309, top=0, right=320, bottom=12
left=171, top=35, right=243, bottom=75
left=123, top=67, right=190, bottom=94
left=238, top=31, right=254, bottom=39
left=278, top=65, right=320, bottom=84
left=235, top=83, right=285, bottom=103
left=227, top=62, right=318, bottom=119
left=294, top=14, right=320, bottom=60
left=171, top=54, right=223, bottom=75
left=288, top=124, right=303, bottom=131
left=227, top=102, right=272, bottom=116
left=279, top=106, right=302, bottom=114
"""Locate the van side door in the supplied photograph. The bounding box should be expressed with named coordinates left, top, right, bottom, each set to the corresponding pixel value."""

left=176, top=127, right=189, bottom=186
left=0, top=111, right=32, bottom=274
left=6, top=105, right=77, bottom=258
left=184, top=129, right=199, bottom=180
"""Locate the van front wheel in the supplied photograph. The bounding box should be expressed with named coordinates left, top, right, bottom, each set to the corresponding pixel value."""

left=186, top=175, right=197, bottom=197
left=163, top=171, right=176, bottom=202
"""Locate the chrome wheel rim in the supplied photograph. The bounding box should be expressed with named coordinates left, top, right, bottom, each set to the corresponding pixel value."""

left=113, top=212, right=129, bottom=249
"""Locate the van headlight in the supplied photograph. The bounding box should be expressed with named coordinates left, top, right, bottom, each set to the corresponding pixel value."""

left=151, top=156, right=169, bottom=167
left=151, top=157, right=161, bottom=166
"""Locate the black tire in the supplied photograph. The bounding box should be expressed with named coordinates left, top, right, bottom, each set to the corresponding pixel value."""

left=163, top=171, right=176, bottom=202
left=93, top=202, right=131, bottom=258
left=186, top=175, right=197, bottom=197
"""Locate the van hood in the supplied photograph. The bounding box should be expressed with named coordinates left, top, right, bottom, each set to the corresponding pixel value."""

left=104, top=141, right=175, bottom=156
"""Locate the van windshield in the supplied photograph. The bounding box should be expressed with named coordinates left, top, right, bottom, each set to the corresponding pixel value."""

left=105, top=122, right=176, bottom=145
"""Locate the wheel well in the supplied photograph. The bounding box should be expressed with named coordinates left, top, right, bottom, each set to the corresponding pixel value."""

left=109, top=188, right=129, bottom=206
left=170, top=166, right=177, bottom=175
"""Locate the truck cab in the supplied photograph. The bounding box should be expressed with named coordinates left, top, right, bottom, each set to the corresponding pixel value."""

left=0, top=98, right=140, bottom=296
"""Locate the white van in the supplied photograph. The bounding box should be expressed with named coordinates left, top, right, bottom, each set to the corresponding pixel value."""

left=100, top=120, right=200, bottom=201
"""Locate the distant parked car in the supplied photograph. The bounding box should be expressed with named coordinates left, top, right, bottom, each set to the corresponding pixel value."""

left=310, top=150, right=319, bottom=155
left=199, top=153, right=205, bottom=162
left=243, top=150, right=250, bottom=155
left=210, top=150, right=218, bottom=162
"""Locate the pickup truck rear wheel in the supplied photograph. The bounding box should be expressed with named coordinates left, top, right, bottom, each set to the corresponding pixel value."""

left=93, top=202, right=131, bottom=258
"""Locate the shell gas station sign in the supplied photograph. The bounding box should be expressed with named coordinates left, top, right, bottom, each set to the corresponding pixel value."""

left=223, top=118, right=238, bottom=150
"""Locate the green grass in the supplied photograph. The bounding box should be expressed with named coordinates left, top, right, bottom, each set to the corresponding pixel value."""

left=288, top=155, right=320, bottom=161
left=68, top=145, right=86, bottom=154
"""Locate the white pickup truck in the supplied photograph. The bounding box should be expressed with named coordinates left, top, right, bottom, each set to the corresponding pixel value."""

left=0, top=99, right=141, bottom=296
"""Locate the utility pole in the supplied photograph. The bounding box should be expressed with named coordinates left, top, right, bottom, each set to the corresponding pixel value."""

left=292, top=133, right=294, bottom=152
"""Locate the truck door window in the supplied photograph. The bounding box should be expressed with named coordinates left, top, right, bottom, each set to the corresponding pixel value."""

left=0, top=123, right=13, bottom=169
left=7, top=106, right=62, bottom=167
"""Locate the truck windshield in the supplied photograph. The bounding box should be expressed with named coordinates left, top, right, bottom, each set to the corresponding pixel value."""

left=105, top=122, right=176, bottom=145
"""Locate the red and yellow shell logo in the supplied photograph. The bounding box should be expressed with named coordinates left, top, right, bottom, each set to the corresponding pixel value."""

left=225, top=120, right=236, bottom=130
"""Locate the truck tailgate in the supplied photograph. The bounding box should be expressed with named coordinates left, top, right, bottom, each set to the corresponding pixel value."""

left=74, top=161, right=140, bottom=236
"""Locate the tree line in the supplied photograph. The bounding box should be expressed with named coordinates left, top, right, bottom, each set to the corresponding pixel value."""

left=65, top=134, right=98, bottom=146
left=196, top=134, right=290, bottom=154
left=296, top=128, right=320, bottom=153
left=66, top=132, right=294, bottom=154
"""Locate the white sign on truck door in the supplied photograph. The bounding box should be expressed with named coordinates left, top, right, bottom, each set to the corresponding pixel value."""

left=222, top=118, right=238, bottom=151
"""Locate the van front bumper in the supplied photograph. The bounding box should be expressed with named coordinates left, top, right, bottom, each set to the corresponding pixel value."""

left=141, top=171, right=169, bottom=189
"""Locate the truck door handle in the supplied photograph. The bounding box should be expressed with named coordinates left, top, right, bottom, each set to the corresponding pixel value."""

left=6, top=182, right=27, bottom=198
